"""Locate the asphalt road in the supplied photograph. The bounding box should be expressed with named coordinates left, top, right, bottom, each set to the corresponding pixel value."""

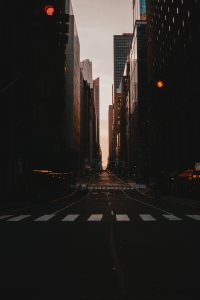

left=0, top=172, right=200, bottom=299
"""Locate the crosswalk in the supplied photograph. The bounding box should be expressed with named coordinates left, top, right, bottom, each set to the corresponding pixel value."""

left=88, top=185, right=135, bottom=190
left=0, top=214, right=200, bottom=223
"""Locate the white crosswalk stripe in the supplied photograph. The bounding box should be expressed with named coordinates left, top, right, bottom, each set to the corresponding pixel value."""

left=163, top=214, right=182, bottom=221
left=62, top=215, right=79, bottom=222
left=86, top=185, right=136, bottom=190
left=88, top=214, right=103, bottom=222
left=116, top=214, right=130, bottom=222
left=139, top=214, right=156, bottom=221
left=187, top=215, right=200, bottom=221
left=34, top=215, right=55, bottom=222
left=7, top=215, right=31, bottom=222
left=1, top=213, right=200, bottom=223
left=0, top=215, right=13, bottom=221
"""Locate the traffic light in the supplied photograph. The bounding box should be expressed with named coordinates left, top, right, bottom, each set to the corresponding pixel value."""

left=44, top=4, right=56, bottom=16
left=42, top=4, right=69, bottom=44
left=156, top=80, right=165, bottom=89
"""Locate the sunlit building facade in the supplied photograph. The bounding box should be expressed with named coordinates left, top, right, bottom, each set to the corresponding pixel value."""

left=80, top=59, right=93, bottom=89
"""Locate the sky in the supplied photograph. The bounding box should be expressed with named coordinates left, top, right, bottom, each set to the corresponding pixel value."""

left=72, top=0, right=133, bottom=167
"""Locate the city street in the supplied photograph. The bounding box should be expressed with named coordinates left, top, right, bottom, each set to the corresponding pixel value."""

left=0, top=172, right=200, bottom=299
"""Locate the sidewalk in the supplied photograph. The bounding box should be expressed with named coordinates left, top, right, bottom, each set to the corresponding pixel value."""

left=0, top=185, right=75, bottom=213
left=123, top=177, right=200, bottom=206
left=134, top=186, right=200, bottom=207
left=160, top=195, right=200, bottom=208
left=0, top=191, right=34, bottom=213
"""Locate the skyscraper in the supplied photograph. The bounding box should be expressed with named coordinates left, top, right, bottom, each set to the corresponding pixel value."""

left=65, top=0, right=81, bottom=170
left=93, top=77, right=100, bottom=149
left=146, top=0, right=200, bottom=189
left=108, top=105, right=114, bottom=163
left=113, top=34, right=132, bottom=161
left=128, top=0, right=148, bottom=180
left=133, top=0, right=147, bottom=25
left=113, top=34, right=133, bottom=92
left=80, top=59, right=93, bottom=88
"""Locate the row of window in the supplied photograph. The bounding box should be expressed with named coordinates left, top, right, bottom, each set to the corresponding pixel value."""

left=148, top=1, right=196, bottom=70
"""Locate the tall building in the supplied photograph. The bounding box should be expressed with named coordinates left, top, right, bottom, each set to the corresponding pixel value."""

left=146, top=0, right=200, bottom=191
left=65, top=0, right=81, bottom=171
left=80, top=59, right=93, bottom=88
left=93, top=77, right=100, bottom=149
left=128, top=0, right=148, bottom=181
left=80, top=71, right=94, bottom=172
left=133, top=0, right=147, bottom=25
left=108, top=105, right=114, bottom=163
left=0, top=0, right=72, bottom=195
left=114, top=34, right=133, bottom=92
left=113, top=34, right=132, bottom=162
left=119, top=60, right=131, bottom=176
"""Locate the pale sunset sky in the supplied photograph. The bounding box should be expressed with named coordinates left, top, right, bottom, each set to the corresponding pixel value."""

left=72, top=0, right=133, bottom=167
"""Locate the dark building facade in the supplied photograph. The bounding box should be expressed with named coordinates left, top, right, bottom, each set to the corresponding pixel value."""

left=146, top=0, right=200, bottom=191
left=115, top=1, right=148, bottom=180
left=65, top=0, right=81, bottom=171
left=129, top=20, right=148, bottom=182
left=0, top=0, right=77, bottom=196
left=93, top=77, right=100, bottom=156
left=119, top=63, right=130, bottom=177
left=112, top=34, right=132, bottom=166
left=80, top=71, right=101, bottom=174
left=114, top=34, right=133, bottom=92
left=108, top=105, right=114, bottom=164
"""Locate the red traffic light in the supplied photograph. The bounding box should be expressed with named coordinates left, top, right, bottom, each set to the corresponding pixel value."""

left=156, top=80, right=165, bottom=89
left=44, top=4, right=55, bottom=16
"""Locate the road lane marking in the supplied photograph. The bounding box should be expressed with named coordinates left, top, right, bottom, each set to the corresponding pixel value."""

left=62, top=214, right=79, bottom=222
left=122, top=190, right=171, bottom=214
left=52, top=191, right=91, bottom=214
left=163, top=214, right=182, bottom=221
left=116, top=214, right=130, bottom=222
left=139, top=214, right=156, bottom=221
left=52, top=190, right=78, bottom=202
left=187, top=215, right=200, bottom=221
left=0, top=215, right=13, bottom=221
left=88, top=214, right=103, bottom=222
left=135, top=188, right=154, bottom=199
left=34, top=215, right=55, bottom=222
left=7, top=215, right=31, bottom=222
